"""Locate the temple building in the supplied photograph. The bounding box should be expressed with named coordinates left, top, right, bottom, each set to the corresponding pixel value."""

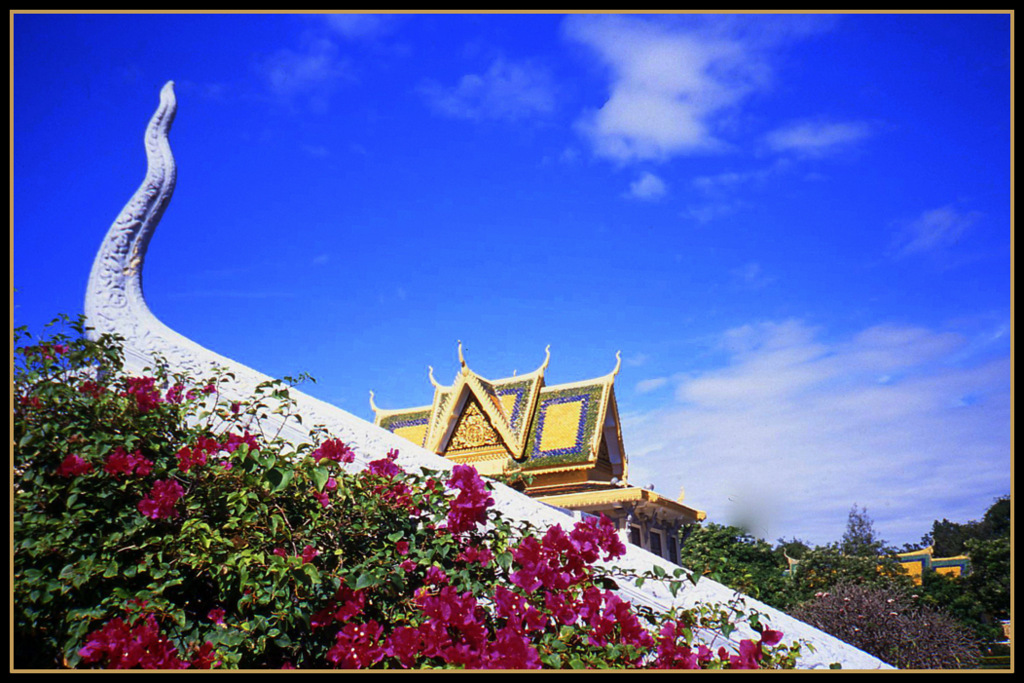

left=371, top=343, right=706, bottom=565
left=893, top=546, right=971, bottom=585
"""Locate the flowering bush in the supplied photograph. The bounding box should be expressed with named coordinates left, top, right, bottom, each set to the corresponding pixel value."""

left=792, top=582, right=980, bottom=669
left=14, top=316, right=804, bottom=670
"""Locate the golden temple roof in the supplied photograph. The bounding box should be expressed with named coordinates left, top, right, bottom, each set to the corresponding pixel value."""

left=372, top=344, right=626, bottom=478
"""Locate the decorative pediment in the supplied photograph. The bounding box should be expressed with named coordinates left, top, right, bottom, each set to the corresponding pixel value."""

left=372, top=345, right=625, bottom=479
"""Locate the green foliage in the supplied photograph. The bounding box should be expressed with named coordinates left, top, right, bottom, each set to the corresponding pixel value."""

left=915, top=496, right=1010, bottom=556
left=13, top=316, right=803, bottom=670
left=676, top=523, right=790, bottom=603
left=779, top=543, right=913, bottom=612
left=677, top=523, right=910, bottom=614
left=677, top=499, right=1008, bottom=665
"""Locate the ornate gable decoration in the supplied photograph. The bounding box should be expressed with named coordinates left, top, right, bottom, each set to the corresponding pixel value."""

left=371, top=344, right=624, bottom=478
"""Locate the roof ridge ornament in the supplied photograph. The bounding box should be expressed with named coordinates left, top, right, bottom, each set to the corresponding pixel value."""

left=458, top=340, right=469, bottom=375
left=428, top=365, right=441, bottom=389
left=369, top=390, right=379, bottom=413
left=85, top=81, right=178, bottom=347
left=610, top=350, right=622, bottom=378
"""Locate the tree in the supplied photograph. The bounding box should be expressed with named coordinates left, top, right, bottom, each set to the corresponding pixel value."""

left=676, top=524, right=789, bottom=605
left=840, top=504, right=886, bottom=557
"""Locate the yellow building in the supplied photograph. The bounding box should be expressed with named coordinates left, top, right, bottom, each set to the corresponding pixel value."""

left=894, top=546, right=971, bottom=585
left=371, top=344, right=706, bottom=564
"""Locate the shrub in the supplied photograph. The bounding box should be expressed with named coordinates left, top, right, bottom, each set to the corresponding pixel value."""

left=792, top=581, right=980, bottom=669
left=14, top=316, right=804, bottom=670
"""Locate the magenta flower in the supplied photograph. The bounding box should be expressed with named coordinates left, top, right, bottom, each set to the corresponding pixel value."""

left=78, top=614, right=188, bottom=669
left=104, top=447, right=153, bottom=478
left=366, top=449, right=403, bottom=478
left=190, top=641, right=219, bottom=669
left=207, top=608, right=226, bottom=625
left=301, top=545, right=319, bottom=564
left=395, top=540, right=409, bottom=556
left=124, top=376, right=163, bottom=413
left=79, top=380, right=107, bottom=399
left=456, top=546, right=493, bottom=567
left=445, top=464, right=493, bottom=535
left=55, top=453, right=93, bottom=478
left=326, top=620, right=385, bottom=669
left=164, top=384, right=185, bottom=404
left=138, top=479, right=185, bottom=520
left=312, top=439, right=355, bottom=464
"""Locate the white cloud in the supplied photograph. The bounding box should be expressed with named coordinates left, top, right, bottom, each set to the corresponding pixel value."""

left=626, top=172, right=667, bottom=200
left=258, top=38, right=352, bottom=110
left=889, top=205, right=982, bottom=258
left=635, top=377, right=668, bottom=394
left=564, top=15, right=767, bottom=162
left=420, top=58, right=555, bottom=122
left=624, top=319, right=1010, bottom=547
left=764, top=119, right=873, bottom=157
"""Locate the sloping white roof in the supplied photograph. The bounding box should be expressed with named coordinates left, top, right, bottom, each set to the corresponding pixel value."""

left=83, top=81, right=891, bottom=670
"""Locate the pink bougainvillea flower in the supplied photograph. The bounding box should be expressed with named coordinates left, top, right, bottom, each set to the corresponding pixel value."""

left=79, top=380, right=107, bottom=399
left=105, top=446, right=153, bottom=478
left=138, top=479, right=185, bottom=520
left=190, top=641, right=219, bottom=669
left=78, top=614, right=188, bottom=669
left=174, top=445, right=207, bottom=473
left=124, top=376, right=163, bottom=414
left=326, top=620, right=385, bottom=669
left=56, top=453, right=93, bottom=478
left=365, top=449, right=403, bottom=478
left=444, top=464, right=493, bottom=535
left=207, top=608, right=226, bottom=625
left=456, top=546, right=493, bottom=567
left=301, top=545, right=319, bottom=564
left=395, top=540, right=409, bottom=556
left=164, top=384, right=185, bottom=404
left=312, top=439, right=355, bottom=464
left=759, top=629, right=784, bottom=648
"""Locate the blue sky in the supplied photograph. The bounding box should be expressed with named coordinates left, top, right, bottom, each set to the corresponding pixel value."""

left=12, top=12, right=1012, bottom=547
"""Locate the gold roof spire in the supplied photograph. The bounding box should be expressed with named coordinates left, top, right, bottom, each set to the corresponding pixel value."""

left=610, top=350, right=622, bottom=378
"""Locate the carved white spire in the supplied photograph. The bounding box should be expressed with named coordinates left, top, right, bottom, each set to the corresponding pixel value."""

left=85, top=81, right=178, bottom=348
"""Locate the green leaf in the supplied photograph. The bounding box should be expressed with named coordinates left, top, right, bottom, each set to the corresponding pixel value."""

left=496, top=551, right=513, bottom=571
left=354, top=572, right=381, bottom=591
left=310, top=466, right=330, bottom=492
left=266, top=467, right=293, bottom=493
